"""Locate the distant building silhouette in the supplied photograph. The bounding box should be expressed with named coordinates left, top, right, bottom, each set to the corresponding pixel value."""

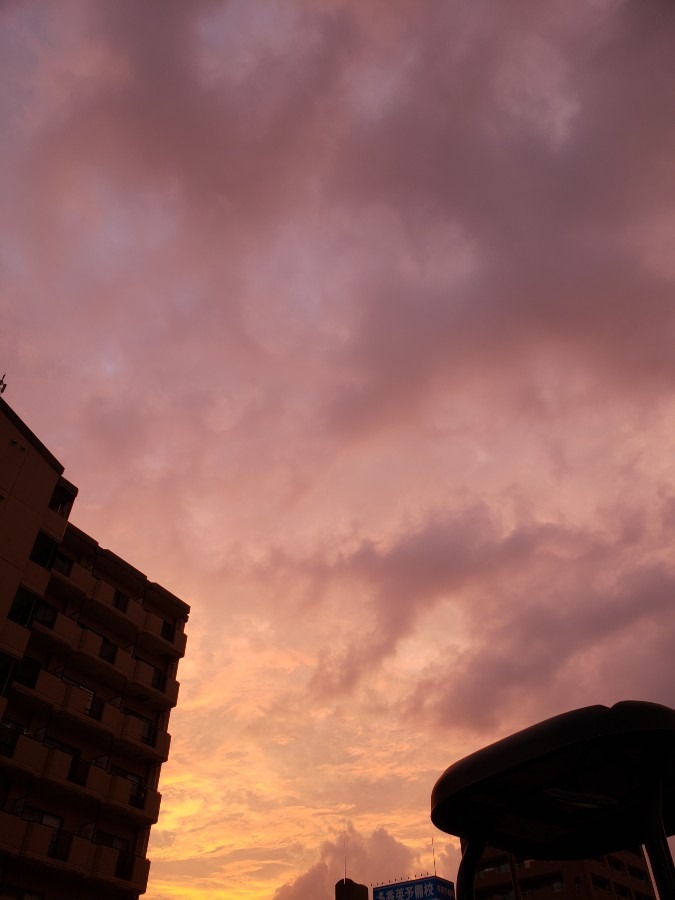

left=336, top=876, right=369, bottom=900
left=0, top=397, right=189, bottom=898
left=470, top=844, right=656, bottom=899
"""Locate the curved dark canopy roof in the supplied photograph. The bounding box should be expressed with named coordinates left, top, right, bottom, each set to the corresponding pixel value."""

left=431, top=700, right=675, bottom=859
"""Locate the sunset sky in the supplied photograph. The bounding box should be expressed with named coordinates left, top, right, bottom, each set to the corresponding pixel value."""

left=3, top=1, right=675, bottom=897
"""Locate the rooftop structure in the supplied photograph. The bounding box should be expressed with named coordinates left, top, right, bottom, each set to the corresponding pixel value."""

left=431, top=702, right=673, bottom=899
left=336, top=876, right=369, bottom=900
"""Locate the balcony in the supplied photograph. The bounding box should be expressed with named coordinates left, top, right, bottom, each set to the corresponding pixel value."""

left=88, top=580, right=145, bottom=637
left=21, top=560, right=50, bottom=595
left=0, top=617, right=30, bottom=658
left=128, top=658, right=179, bottom=708
left=139, top=610, right=187, bottom=658
left=41, top=506, right=69, bottom=543
left=107, top=774, right=161, bottom=823
left=62, top=560, right=96, bottom=595
left=0, top=731, right=49, bottom=774
left=43, top=747, right=111, bottom=798
left=72, top=628, right=135, bottom=685
left=90, top=846, right=151, bottom=892
left=32, top=609, right=80, bottom=649
left=13, top=668, right=67, bottom=708
left=0, top=809, right=28, bottom=853
left=118, top=713, right=171, bottom=762
left=60, top=683, right=124, bottom=734
left=21, top=822, right=95, bottom=874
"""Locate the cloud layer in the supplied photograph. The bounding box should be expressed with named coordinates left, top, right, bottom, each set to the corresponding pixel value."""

left=3, top=1, right=675, bottom=896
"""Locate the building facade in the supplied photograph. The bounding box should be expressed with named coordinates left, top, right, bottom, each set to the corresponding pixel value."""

left=472, top=844, right=656, bottom=899
left=0, top=398, right=189, bottom=899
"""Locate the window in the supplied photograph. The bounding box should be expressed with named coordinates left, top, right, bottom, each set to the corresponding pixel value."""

left=477, top=856, right=510, bottom=877
left=33, top=600, right=57, bottom=629
left=99, top=637, right=118, bottom=664
left=29, top=532, right=59, bottom=569
left=151, top=666, right=166, bottom=692
left=8, top=590, right=57, bottom=629
left=51, top=552, right=73, bottom=576
left=8, top=588, right=39, bottom=627
left=94, top=831, right=132, bottom=879
left=111, top=765, right=145, bottom=807
left=43, top=735, right=89, bottom=786
left=123, top=707, right=155, bottom=745
left=113, top=590, right=129, bottom=613
left=0, top=652, right=15, bottom=696
left=136, top=654, right=167, bottom=692
left=161, top=619, right=175, bottom=642
left=0, top=721, right=20, bottom=757
left=22, top=807, right=68, bottom=860
left=12, top=656, right=41, bottom=689
left=48, top=482, right=75, bottom=519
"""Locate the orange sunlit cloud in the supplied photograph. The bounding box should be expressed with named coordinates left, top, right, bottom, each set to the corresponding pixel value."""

left=3, top=1, right=675, bottom=897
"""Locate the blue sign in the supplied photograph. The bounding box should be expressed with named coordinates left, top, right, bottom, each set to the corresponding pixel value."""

left=373, top=876, right=455, bottom=900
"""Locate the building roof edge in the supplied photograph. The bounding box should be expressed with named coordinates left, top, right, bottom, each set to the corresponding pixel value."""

left=0, top=395, right=65, bottom=476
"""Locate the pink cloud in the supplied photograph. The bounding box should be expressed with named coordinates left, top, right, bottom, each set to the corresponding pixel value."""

left=2, top=1, right=675, bottom=896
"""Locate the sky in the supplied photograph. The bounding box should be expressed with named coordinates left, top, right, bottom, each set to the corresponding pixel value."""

left=2, top=0, right=675, bottom=897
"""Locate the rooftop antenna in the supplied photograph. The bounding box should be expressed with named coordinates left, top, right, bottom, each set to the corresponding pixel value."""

left=344, top=837, right=347, bottom=883
left=0, top=374, right=6, bottom=394
left=432, top=836, right=437, bottom=877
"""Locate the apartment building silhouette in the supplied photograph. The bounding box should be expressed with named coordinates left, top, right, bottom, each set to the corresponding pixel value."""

left=0, top=397, right=189, bottom=899
left=470, top=844, right=656, bottom=899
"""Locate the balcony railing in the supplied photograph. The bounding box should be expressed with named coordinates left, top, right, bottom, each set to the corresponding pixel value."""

left=0, top=721, right=20, bottom=757
left=32, top=609, right=80, bottom=647
left=61, top=683, right=124, bottom=733
left=73, top=628, right=135, bottom=682
left=0, top=809, right=149, bottom=883
left=61, top=560, right=96, bottom=595
left=91, top=580, right=145, bottom=632
left=42, top=747, right=112, bottom=797
left=140, top=610, right=187, bottom=657
left=21, top=821, right=95, bottom=874
left=107, top=775, right=161, bottom=822
left=0, top=731, right=113, bottom=799
left=22, top=560, right=50, bottom=595
left=1, top=731, right=49, bottom=773
left=129, top=658, right=180, bottom=708
left=0, top=810, right=28, bottom=853
left=41, top=506, right=69, bottom=543
left=90, top=845, right=151, bottom=891
left=119, top=713, right=171, bottom=761
left=0, top=617, right=30, bottom=658
left=12, top=668, right=67, bottom=707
